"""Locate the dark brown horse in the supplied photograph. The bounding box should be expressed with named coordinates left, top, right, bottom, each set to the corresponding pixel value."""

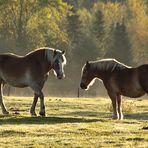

left=0, top=47, right=66, bottom=116
left=80, top=59, right=148, bottom=120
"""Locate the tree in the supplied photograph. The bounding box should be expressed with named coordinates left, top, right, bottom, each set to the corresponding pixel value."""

left=92, top=10, right=105, bottom=39
left=91, top=9, right=106, bottom=56
left=105, top=22, right=132, bottom=64
left=66, top=7, right=82, bottom=47
left=0, top=0, right=69, bottom=53
left=126, top=0, right=148, bottom=65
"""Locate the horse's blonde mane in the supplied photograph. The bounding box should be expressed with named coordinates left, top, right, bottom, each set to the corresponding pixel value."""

left=62, top=54, right=67, bottom=65
left=44, top=47, right=55, bottom=62
left=26, top=47, right=54, bottom=61
left=45, top=47, right=67, bottom=65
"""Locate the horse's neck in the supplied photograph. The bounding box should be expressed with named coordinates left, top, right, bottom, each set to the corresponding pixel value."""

left=28, top=50, right=52, bottom=73
left=92, top=65, right=112, bottom=81
left=41, top=54, right=52, bottom=73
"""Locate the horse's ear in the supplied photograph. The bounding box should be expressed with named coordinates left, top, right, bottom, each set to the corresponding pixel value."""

left=62, top=50, right=65, bottom=55
left=53, top=49, right=57, bottom=57
left=86, top=61, right=90, bottom=68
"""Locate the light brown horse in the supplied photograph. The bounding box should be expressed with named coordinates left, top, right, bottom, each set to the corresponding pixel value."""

left=80, top=59, right=148, bottom=120
left=0, top=47, right=66, bottom=116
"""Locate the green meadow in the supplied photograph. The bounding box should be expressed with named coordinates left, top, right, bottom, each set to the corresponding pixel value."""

left=0, top=96, right=147, bottom=148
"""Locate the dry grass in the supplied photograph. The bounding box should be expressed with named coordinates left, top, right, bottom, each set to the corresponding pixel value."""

left=107, top=99, right=137, bottom=113
left=0, top=96, right=148, bottom=147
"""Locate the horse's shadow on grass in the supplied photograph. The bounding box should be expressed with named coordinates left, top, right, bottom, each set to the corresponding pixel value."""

left=58, top=111, right=148, bottom=121
left=0, top=115, right=102, bottom=125
left=125, top=112, right=148, bottom=120
left=0, top=111, right=147, bottom=125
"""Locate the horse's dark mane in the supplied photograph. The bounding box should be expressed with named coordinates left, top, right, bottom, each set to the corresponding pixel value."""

left=90, top=58, right=131, bottom=72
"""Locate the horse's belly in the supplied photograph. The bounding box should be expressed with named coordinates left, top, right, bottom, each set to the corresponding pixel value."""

left=0, top=71, right=30, bottom=88
left=122, top=83, right=145, bottom=98
left=3, top=78, right=29, bottom=87
left=8, top=81, right=28, bottom=87
left=123, top=89, right=145, bottom=98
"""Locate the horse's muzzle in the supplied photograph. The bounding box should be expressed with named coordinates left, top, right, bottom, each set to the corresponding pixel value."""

left=80, top=83, right=87, bottom=89
left=57, top=74, right=65, bottom=79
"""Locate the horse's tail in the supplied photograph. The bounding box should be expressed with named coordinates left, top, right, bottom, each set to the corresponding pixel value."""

left=138, top=64, right=148, bottom=93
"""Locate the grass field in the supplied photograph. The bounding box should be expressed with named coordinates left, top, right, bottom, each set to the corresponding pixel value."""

left=0, top=96, right=148, bottom=148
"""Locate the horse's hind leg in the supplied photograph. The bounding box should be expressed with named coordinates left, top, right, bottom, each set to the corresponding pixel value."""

left=139, top=67, right=148, bottom=94
left=141, top=81, right=148, bottom=94
left=0, top=83, right=9, bottom=114
left=140, top=79, right=148, bottom=93
left=117, top=94, right=123, bottom=120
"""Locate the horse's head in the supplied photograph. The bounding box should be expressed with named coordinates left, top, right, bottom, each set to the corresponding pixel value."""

left=80, top=61, right=96, bottom=90
left=52, top=49, right=66, bottom=79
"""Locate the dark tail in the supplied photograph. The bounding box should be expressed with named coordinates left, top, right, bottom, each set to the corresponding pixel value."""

left=138, top=64, right=148, bottom=93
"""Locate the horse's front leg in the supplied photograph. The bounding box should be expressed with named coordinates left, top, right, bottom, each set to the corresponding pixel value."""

left=30, top=93, right=38, bottom=116
left=31, top=85, right=45, bottom=116
left=117, top=94, right=123, bottom=120
left=30, top=74, right=48, bottom=117
left=0, top=84, right=9, bottom=115
left=108, top=92, right=119, bottom=120
left=38, top=91, right=45, bottom=116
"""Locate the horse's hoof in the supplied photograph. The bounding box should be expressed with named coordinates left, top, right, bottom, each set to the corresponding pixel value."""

left=119, top=116, right=124, bottom=120
left=3, top=110, right=9, bottom=115
left=112, top=115, right=119, bottom=120
left=39, top=111, right=46, bottom=117
left=31, top=113, right=37, bottom=117
left=112, top=117, right=118, bottom=120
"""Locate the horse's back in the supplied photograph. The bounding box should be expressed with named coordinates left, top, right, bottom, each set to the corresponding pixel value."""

left=138, top=64, right=148, bottom=72
left=0, top=53, right=24, bottom=64
left=0, top=53, right=28, bottom=72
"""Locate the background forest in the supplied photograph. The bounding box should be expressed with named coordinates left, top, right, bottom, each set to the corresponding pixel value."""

left=0, top=0, right=148, bottom=96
